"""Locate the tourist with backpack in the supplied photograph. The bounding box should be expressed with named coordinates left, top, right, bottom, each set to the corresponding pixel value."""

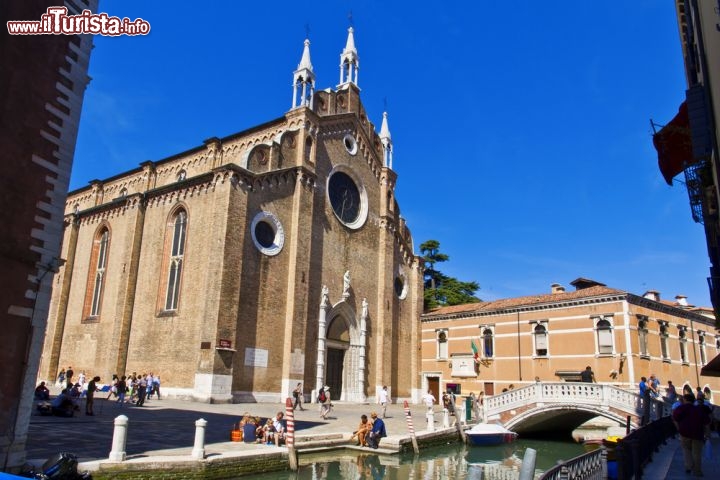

left=318, top=385, right=332, bottom=419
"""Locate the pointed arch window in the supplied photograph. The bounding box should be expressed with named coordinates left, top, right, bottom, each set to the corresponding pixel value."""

left=637, top=316, right=649, bottom=359
left=482, top=327, right=494, bottom=358
left=82, top=227, right=110, bottom=322
left=532, top=322, right=549, bottom=357
left=164, top=209, right=187, bottom=311
left=594, top=317, right=614, bottom=355
left=436, top=329, right=448, bottom=360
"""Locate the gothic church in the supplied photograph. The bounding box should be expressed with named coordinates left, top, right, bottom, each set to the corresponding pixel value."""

left=40, top=27, right=423, bottom=404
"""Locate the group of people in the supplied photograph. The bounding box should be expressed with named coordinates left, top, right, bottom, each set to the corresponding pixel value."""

left=237, top=412, right=287, bottom=446
left=38, top=369, right=102, bottom=416
left=106, top=372, right=161, bottom=406
left=350, top=411, right=387, bottom=448
left=671, top=384, right=715, bottom=477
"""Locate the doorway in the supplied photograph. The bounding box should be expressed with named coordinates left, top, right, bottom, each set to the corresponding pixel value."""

left=428, top=376, right=439, bottom=404
left=326, top=348, right=345, bottom=398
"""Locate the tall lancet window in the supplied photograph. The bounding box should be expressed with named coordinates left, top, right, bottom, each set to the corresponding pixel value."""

left=83, top=226, right=110, bottom=321
left=164, top=209, right=187, bottom=311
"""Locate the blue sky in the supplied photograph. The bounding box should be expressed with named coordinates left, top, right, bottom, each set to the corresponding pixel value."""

left=69, top=1, right=711, bottom=306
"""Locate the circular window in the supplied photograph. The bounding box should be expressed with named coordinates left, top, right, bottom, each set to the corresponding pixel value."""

left=343, top=134, right=358, bottom=155
left=250, top=212, right=285, bottom=256
left=327, top=168, right=368, bottom=229
left=394, top=270, right=408, bottom=299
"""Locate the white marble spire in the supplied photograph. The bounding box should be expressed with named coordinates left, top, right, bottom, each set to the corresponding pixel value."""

left=380, top=112, right=393, bottom=169
left=339, top=27, right=359, bottom=86
left=292, top=37, right=315, bottom=109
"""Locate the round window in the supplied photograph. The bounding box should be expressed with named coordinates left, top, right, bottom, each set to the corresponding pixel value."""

left=394, top=271, right=408, bottom=299
left=327, top=168, right=367, bottom=229
left=343, top=134, right=358, bottom=155
left=250, top=212, right=285, bottom=256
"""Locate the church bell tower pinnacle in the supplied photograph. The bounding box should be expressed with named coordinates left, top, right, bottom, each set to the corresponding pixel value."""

left=292, top=37, right=315, bottom=109
left=379, top=111, right=393, bottom=169
left=339, top=26, right=359, bottom=87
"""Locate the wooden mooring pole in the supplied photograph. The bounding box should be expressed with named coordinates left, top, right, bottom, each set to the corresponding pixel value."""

left=285, top=398, right=297, bottom=470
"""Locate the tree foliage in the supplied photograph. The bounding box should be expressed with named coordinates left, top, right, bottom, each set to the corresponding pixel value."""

left=419, top=240, right=480, bottom=311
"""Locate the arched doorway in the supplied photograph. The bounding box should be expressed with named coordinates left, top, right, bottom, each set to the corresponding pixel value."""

left=326, top=315, right=349, bottom=398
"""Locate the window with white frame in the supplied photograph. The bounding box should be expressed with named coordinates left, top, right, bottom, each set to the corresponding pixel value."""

left=679, top=327, right=688, bottom=364
left=699, top=332, right=706, bottom=365
left=659, top=322, right=670, bottom=361
left=481, top=326, right=494, bottom=358
left=594, top=316, right=613, bottom=355
left=533, top=322, right=548, bottom=357
left=637, top=316, right=649, bottom=358
left=715, top=335, right=720, bottom=350
left=436, top=329, right=448, bottom=360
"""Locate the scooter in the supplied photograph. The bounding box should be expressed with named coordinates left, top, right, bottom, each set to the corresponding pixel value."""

left=19, top=453, right=90, bottom=480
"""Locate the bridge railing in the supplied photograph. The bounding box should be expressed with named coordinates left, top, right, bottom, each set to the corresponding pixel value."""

left=538, top=448, right=605, bottom=480
left=484, top=382, right=655, bottom=423
left=614, top=416, right=676, bottom=479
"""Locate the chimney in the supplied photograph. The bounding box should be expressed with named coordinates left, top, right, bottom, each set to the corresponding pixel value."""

left=551, top=283, right=566, bottom=294
left=643, top=290, right=660, bottom=302
left=675, top=295, right=689, bottom=307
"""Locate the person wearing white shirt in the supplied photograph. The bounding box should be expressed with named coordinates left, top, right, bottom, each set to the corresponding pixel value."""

left=422, top=390, right=436, bottom=413
left=378, top=386, right=389, bottom=418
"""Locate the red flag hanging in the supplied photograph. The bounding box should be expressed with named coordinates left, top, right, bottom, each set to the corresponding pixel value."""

left=653, top=102, right=693, bottom=185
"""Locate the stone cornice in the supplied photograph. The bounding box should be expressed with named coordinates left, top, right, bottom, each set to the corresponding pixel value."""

left=626, top=293, right=715, bottom=326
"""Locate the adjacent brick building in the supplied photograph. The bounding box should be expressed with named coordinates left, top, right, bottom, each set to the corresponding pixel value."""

left=40, top=29, right=424, bottom=405
left=0, top=0, right=96, bottom=469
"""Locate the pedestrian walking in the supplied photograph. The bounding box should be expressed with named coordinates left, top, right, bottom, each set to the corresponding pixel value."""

left=293, top=382, right=305, bottom=410
left=378, top=385, right=389, bottom=418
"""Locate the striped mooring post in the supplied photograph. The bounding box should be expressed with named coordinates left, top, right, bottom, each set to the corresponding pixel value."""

left=404, top=400, right=420, bottom=454
left=285, top=398, right=297, bottom=470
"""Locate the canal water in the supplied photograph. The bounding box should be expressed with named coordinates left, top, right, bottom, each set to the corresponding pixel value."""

left=240, top=438, right=585, bottom=479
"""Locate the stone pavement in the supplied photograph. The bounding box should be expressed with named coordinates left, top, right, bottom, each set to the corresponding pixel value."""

left=26, top=395, right=720, bottom=478
left=643, top=433, right=720, bottom=479
left=25, top=396, right=437, bottom=465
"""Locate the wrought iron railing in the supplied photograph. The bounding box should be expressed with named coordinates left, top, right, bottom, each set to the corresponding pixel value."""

left=537, top=416, right=675, bottom=480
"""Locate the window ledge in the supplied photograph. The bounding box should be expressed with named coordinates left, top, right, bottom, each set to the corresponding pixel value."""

left=639, top=354, right=650, bottom=360
left=682, top=361, right=690, bottom=366
left=157, top=310, right=178, bottom=318
left=662, top=358, right=671, bottom=364
left=81, top=316, right=99, bottom=324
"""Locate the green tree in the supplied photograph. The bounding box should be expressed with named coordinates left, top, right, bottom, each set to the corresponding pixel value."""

left=419, top=240, right=480, bottom=310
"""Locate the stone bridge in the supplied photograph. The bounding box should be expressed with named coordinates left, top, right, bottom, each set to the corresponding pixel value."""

left=482, top=382, right=666, bottom=434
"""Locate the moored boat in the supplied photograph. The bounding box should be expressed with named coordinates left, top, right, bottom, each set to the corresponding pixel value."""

left=466, top=423, right=518, bottom=446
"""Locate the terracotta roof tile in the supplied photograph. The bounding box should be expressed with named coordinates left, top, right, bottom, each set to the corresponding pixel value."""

left=423, top=285, right=626, bottom=317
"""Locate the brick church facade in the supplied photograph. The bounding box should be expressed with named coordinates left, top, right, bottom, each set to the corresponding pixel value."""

left=40, top=28, right=424, bottom=404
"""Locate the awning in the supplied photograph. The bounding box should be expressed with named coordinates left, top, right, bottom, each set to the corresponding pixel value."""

left=653, top=101, right=693, bottom=185
left=700, top=353, right=720, bottom=377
